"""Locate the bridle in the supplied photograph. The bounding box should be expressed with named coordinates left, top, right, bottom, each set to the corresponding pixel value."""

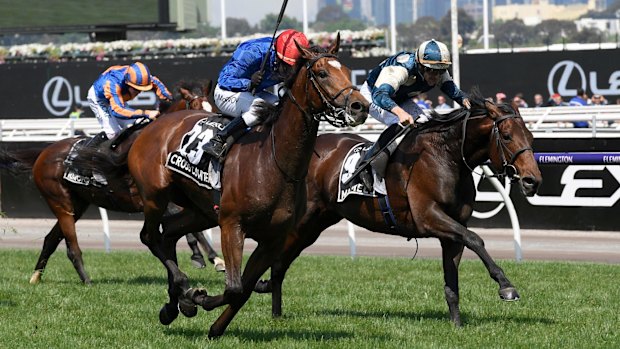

left=273, top=53, right=360, bottom=182
left=184, top=94, right=202, bottom=110
left=460, top=108, right=533, bottom=182
left=286, top=53, right=360, bottom=127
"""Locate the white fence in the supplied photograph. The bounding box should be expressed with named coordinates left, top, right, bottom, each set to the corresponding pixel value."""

left=3, top=104, right=620, bottom=260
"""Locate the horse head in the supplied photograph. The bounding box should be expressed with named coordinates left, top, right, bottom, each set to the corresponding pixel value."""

left=288, top=33, right=368, bottom=128
left=480, top=99, right=542, bottom=196
left=178, top=83, right=214, bottom=112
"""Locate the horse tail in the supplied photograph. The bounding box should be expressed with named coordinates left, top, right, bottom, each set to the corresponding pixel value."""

left=0, top=145, right=47, bottom=176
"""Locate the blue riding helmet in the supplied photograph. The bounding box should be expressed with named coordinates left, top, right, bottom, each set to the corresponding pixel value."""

left=417, top=39, right=451, bottom=70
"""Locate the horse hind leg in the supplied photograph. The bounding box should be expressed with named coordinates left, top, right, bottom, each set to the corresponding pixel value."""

left=30, top=222, right=65, bottom=284
left=185, top=233, right=207, bottom=269
left=193, top=231, right=225, bottom=272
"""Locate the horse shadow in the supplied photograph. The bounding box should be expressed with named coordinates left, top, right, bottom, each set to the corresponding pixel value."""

left=165, top=326, right=358, bottom=342
left=321, top=308, right=555, bottom=326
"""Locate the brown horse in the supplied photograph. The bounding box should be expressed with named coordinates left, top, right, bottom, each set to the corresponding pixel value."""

left=124, top=35, right=369, bottom=337
left=255, top=92, right=542, bottom=326
left=0, top=81, right=224, bottom=285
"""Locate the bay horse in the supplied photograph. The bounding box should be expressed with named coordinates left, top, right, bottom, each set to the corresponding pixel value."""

left=0, top=81, right=224, bottom=285
left=125, top=35, right=369, bottom=337
left=255, top=92, right=542, bottom=326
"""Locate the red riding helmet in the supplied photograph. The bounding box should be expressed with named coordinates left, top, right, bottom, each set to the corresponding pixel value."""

left=275, top=29, right=309, bottom=66
left=125, top=62, right=153, bottom=91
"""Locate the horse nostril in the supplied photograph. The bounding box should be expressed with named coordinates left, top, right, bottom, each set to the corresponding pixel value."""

left=350, top=101, right=363, bottom=112
left=522, top=176, right=539, bottom=190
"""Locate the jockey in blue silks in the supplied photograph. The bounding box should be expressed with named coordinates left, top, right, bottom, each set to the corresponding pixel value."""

left=357, top=39, right=471, bottom=191
left=202, top=29, right=310, bottom=160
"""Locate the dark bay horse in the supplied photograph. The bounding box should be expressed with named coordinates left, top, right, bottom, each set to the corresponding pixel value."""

left=125, top=35, right=369, bottom=337
left=256, top=93, right=542, bottom=326
left=0, top=81, right=224, bottom=285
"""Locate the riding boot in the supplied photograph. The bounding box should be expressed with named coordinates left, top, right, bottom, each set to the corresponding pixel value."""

left=84, top=131, right=109, bottom=186
left=202, top=116, right=249, bottom=161
left=357, top=124, right=402, bottom=191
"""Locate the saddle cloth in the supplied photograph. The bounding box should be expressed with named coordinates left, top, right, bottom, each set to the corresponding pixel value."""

left=165, top=116, right=229, bottom=190
left=337, top=143, right=385, bottom=202
left=62, top=138, right=104, bottom=187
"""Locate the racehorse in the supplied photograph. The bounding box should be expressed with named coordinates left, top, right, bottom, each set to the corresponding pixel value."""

left=0, top=81, right=224, bottom=285
left=124, top=35, right=369, bottom=337
left=254, top=91, right=542, bottom=326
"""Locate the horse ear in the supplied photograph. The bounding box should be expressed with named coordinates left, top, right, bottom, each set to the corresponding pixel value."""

left=484, top=100, right=501, bottom=119
left=179, top=87, right=191, bottom=101
left=328, top=32, right=341, bottom=55
left=294, top=39, right=313, bottom=60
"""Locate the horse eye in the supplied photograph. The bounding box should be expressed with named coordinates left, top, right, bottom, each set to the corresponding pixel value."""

left=502, top=133, right=512, bottom=141
left=318, top=70, right=328, bottom=79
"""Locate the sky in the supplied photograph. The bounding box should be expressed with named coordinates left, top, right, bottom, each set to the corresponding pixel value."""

left=208, top=0, right=320, bottom=26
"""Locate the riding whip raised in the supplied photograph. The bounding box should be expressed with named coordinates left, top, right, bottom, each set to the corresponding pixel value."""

left=252, top=0, right=290, bottom=95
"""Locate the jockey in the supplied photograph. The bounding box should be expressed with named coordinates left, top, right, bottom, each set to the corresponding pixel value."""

left=86, top=61, right=172, bottom=147
left=357, top=39, right=471, bottom=191
left=202, top=29, right=310, bottom=160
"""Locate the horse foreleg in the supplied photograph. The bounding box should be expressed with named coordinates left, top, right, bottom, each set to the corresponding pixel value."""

left=440, top=239, right=465, bottom=326
left=460, top=227, right=519, bottom=301
left=220, top=222, right=245, bottom=294
left=208, top=240, right=281, bottom=339
left=30, top=222, right=64, bottom=284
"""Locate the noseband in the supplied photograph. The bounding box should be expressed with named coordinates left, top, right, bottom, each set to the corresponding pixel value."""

left=461, top=110, right=533, bottom=182
left=286, top=53, right=359, bottom=127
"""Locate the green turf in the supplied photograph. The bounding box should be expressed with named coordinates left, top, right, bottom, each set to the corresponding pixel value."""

left=0, top=249, right=618, bottom=348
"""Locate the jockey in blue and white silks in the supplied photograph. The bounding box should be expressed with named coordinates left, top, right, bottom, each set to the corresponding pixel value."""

left=357, top=39, right=471, bottom=191
left=203, top=29, right=310, bottom=160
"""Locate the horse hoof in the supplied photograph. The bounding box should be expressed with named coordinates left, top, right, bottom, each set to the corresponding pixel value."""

left=191, top=258, right=207, bottom=269
left=213, top=257, right=225, bottom=273
left=159, top=303, right=179, bottom=325
left=179, top=299, right=198, bottom=318
left=29, top=271, right=42, bottom=285
left=208, top=325, right=224, bottom=339
left=499, top=287, right=520, bottom=301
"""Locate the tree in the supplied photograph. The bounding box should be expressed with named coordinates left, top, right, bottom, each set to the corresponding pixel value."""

left=569, top=27, right=603, bottom=44
left=312, top=4, right=365, bottom=32
left=492, top=19, right=533, bottom=48
left=533, top=20, right=576, bottom=45
left=259, top=13, right=302, bottom=33
left=226, top=17, right=255, bottom=37
left=397, top=16, right=441, bottom=50
left=439, top=9, right=476, bottom=43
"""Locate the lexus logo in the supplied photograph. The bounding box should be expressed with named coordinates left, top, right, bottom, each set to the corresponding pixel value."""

left=43, top=76, right=75, bottom=116
left=42, top=76, right=157, bottom=117
left=547, top=60, right=620, bottom=97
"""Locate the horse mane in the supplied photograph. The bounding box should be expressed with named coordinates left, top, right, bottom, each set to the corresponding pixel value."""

left=417, top=87, right=493, bottom=133
left=257, top=45, right=332, bottom=127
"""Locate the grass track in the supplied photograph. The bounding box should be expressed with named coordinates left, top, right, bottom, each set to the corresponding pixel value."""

left=0, top=249, right=618, bottom=348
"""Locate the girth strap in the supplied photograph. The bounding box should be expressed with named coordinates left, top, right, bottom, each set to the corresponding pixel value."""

left=378, top=194, right=398, bottom=230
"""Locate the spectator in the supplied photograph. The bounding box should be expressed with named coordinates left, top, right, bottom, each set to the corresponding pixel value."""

left=69, top=105, right=83, bottom=119
left=514, top=92, right=528, bottom=108
left=495, top=92, right=507, bottom=104
left=591, top=94, right=608, bottom=106
left=415, top=92, right=430, bottom=109
left=436, top=95, right=451, bottom=109
left=568, top=88, right=589, bottom=128
left=546, top=93, right=567, bottom=107
left=533, top=93, right=544, bottom=107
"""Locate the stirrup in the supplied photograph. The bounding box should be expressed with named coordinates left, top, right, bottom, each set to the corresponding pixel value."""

left=359, top=167, right=374, bottom=191
left=203, top=138, right=226, bottom=159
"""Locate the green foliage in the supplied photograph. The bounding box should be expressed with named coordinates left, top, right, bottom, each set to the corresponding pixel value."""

left=0, top=250, right=618, bottom=348
left=259, top=14, right=302, bottom=32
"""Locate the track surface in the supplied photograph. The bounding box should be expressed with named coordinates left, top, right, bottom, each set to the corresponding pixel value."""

left=1, top=218, right=619, bottom=264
